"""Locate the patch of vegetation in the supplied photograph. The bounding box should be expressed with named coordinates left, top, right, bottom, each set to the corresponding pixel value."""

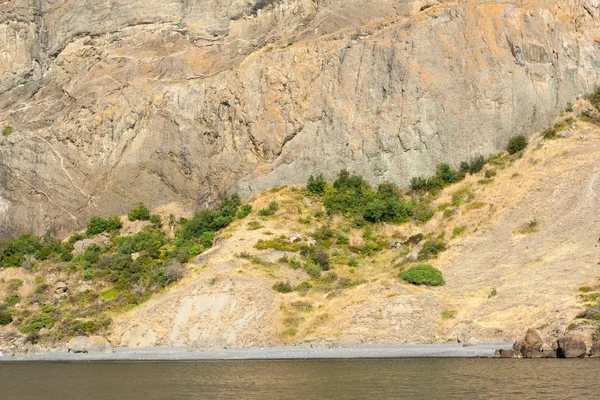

left=400, top=264, right=445, bottom=287
left=307, top=173, right=327, bottom=195
left=410, top=163, right=464, bottom=192
left=452, top=226, right=466, bottom=237
left=128, top=202, right=151, bottom=222
left=87, top=215, right=122, bottom=236
left=417, top=238, right=447, bottom=261
left=464, top=202, right=487, bottom=212
left=258, top=201, right=279, bottom=217
left=507, top=135, right=527, bottom=155
left=486, top=157, right=507, bottom=172
left=517, top=219, right=538, bottom=234
left=254, top=238, right=303, bottom=252
left=273, top=282, right=293, bottom=293
left=19, top=310, right=56, bottom=334
left=488, top=287, right=498, bottom=298
left=588, top=88, right=600, bottom=111
left=2, top=125, right=13, bottom=136
left=247, top=221, right=264, bottom=230
left=441, top=310, right=456, bottom=320
left=237, top=204, right=252, bottom=219
left=459, top=156, right=486, bottom=175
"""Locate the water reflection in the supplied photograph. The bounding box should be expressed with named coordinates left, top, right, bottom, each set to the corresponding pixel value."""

left=1, top=359, right=599, bottom=399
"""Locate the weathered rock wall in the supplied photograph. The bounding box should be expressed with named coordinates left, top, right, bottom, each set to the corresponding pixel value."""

left=0, top=0, right=599, bottom=239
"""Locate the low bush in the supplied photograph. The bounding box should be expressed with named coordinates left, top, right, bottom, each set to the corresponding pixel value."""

left=305, top=262, right=322, bottom=278
left=460, top=156, right=486, bottom=175
left=237, top=204, right=252, bottom=219
left=128, top=202, right=151, bottom=221
left=2, top=125, right=13, bottom=136
left=258, top=201, right=279, bottom=217
left=410, top=163, right=464, bottom=192
left=417, top=238, right=447, bottom=261
left=19, top=311, right=56, bottom=334
left=273, top=282, right=293, bottom=293
left=400, top=264, right=445, bottom=286
left=507, top=135, right=527, bottom=155
left=87, top=215, right=122, bottom=236
left=0, top=310, right=13, bottom=326
left=254, top=238, right=303, bottom=252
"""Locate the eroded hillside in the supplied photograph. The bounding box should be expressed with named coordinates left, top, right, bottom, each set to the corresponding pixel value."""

left=3, top=100, right=600, bottom=351
left=1, top=0, right=600, bottom=239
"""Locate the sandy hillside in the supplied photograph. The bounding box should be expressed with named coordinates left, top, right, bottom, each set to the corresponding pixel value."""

left=105, top=108, right=600, bottom=349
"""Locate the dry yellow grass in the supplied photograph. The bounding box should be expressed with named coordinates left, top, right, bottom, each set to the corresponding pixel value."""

left=108, top=112, right=600, bottom=348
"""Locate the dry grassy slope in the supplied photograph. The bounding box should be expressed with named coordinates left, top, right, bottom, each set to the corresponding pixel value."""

left=110, top=113, right=600, bottom=348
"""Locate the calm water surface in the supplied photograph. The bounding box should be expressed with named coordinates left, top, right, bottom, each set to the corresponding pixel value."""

left=1, top=359, right=599, bottom=399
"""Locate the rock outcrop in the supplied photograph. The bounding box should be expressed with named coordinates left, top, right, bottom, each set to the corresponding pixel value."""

left=2, top=1, right=600, bottom=238
left=557, top=334, right=588, bottom=358
left=67, top=336, right=113, bottom=354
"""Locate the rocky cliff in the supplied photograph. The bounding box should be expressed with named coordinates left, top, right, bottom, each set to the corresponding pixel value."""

left=1, top=0, right=600, bottom=239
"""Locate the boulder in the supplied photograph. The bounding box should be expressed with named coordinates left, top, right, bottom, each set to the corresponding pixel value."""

left=457, top=332, right=471, bottom=345
left=590, top=341, right=600, bottom=358
left=513, top=327, right=546, bottom=356
left=54, top=282, right=68, bottom=295
left=72, top=234, right=109, bottom=257
left=557, top=335, right=587, bottom=358
left=67, top=336, right=113, bottom=354
left=557, top=129, right=573, bottom=138
left=288, top=233, right=303, bottom=243
left=497, top=349, right=521, bottom=358
left=403, top=240, right=425, bottom=263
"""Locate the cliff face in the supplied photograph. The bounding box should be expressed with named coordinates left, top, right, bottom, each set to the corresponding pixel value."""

left=1, top=0, right=600, bottom=239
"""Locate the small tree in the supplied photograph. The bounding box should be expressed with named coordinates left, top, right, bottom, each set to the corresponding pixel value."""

left=507, top=135, right=527, bottom=155
left=307, top=174, right=326, bottom=195
left=128, top=202, right=151, bottom=221
left=87, top=216, right=108, bottom=236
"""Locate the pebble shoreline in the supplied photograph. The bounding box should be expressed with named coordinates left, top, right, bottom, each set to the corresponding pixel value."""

left=0, top=342, right=514, bottom=362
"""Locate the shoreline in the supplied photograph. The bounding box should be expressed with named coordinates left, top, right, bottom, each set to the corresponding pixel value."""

left=0, top=342, right=514, bottom=362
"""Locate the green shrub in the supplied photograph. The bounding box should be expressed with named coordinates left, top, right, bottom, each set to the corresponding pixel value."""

left=237, top=204, right=253, bottom=219
left=0, top=234, right=43, bottom=268
left=106, top=216, right=122, bottom=232
left=289, top=256, right=301, bottom=269
left=59, top=317, right=111, bottom=337
left=507, top=135, right=527, bottom=155
left=484, top=169, right=496, bottom=179
left=305, top=262, right=322, bottom=278
left=460, top=156, right=486, bottom=175
left=588, top=88, right=600, bottom=111
left=6, top=294, right=20, bottom=306
left=542, top=128, right=557, bottom=139
left=258, top=201, right=279, bottom=217
left=19, top=312, right=56, bottom=334
left=307, top=173, right=327, bottom=195
left=566, top=102, right=574, bottom=113
left=400, top=264, right=445, bottom=286
left=199, top=231, right=215, bottom=248
left=0, top=310, right=13, bottom=326
left=128, top=202, right=151, bottom=221
left=411, top=163, right=463, bottom=192
left=413, top=200, right=434, bottom=224
left=273, top=282, right=293, bottom=293
left=2, top=125, right=13, bottom=136
left=150, top=214, right=162, bottom=228
left=417, top=238, right=447, bottom=261
left=313, top=225, right=334, bottom=243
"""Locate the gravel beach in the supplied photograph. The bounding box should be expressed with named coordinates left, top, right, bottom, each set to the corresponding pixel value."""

left=0, top=342, right=513, bottom=362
